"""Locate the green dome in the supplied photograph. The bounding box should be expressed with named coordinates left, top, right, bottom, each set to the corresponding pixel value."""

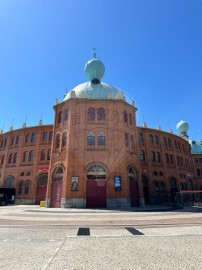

left=84, top=58, right=105, bottom=83
left=176, top=120, right=189, bottom=133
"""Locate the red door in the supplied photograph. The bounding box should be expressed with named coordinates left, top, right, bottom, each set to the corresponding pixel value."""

left=51, top=181, right=62, bottom=207
left=86, top=180, right=106, bottom=208
left=129, top=177, right=139, bottom=207
left=35, top=186, right=47, bottom=205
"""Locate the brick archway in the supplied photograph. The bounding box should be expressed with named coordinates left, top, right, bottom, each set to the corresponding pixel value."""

left=86, top=164, right=106, bottom=208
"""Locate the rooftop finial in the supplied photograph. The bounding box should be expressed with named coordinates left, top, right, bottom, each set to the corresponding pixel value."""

left=92, top=48, right=96, bottom=58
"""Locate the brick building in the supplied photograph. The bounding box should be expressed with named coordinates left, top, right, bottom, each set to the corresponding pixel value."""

left=0, top=55, right=201, bottom=208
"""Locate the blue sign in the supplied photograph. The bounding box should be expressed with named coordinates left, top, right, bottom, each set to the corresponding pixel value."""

left=114, top=176, right=121, bottom=191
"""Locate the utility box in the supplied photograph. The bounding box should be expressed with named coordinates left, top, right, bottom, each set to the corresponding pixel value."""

left=40, top=201, right=45, bottom=207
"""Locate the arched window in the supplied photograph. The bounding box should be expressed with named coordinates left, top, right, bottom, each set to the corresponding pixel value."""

left=197, top=169, right=200, bottom=176
left=4, top=176, right=14, bottom=188
left=151, top=151, right=156, bottom=162
left=62, top=132, right=67, bottom=147
left=168, top=138, right=171, bottom=147
left=166, top=154, right=170, bottom=164
left=47, top=149, right=51, bottom=160
left=25, top=134, right=30, bottom=143
left=20, top=172, right=25, bottom=176
left=129, top=113, right=132, bottom=125
left=58, top=111, right=62, bottom=124
left=11, top=136, right=15, bottom=145
left=160, top=181, right=165, bottom=191
left=97, top=108, right=105, bottom=120
left=87, top=107, right=95, bottom=121
left=177, top=156, right=180, bottom=166
left=180, top=157, right=183, bottom=167
left=153, top=171, right=158, bottom=176
left=64, top=109, right=68, bottom=121
left=87, top=131, right=95, bottom=145
left=149, top=135, right=154, bottom=144
left=140, top=150, right=145, bottom=161
left=24, top=181, right=30, bottom=194
left=26, top=171, right=31, bottom=176
left=98, top=131, right=105, bottom=145
left=4, top=139, right=7, bottom=147
left=52, top=167, right=64, bottom=181
left=37, top=175, right=47, bottom=187
left=31, top=133, right=36, bottom=143
left=154, top=181, right=160, bottom=191
left=42, top=132, right=48, bottom=141
left=138, top=133, right=144, bottom=143
left=15, top=135, right=20, bottom=144
left=164, top=137, right=167, bottom=146
left=29, top=150, right=34, bottom=162
left=170, top=154, right=174, bottom=165
left=23, top=151, right=28, bottom=162
left=159, top=171, right=163, bottom=176
left=56, top=134, right=60, bottom=148
left=40, top=149, right=46, bottom=161
left=18, top=182, right=23, bottom=195
left=170, top=177, right=177, bottom=191
left=125, top=133, right=129, bottom=147
left=1, top=155, right=4, bottom=165
left=154, top=135, right=159, bottom=144
left=156, top=152, right=161, bottom=163
left=130, top=135, right=134, bottom=147
left=49, top=131, right=53, bottom=141
left=8, top=153, right=12, bottom=164
left=13, top=152, right=17, bottom=163
left=87, top=164, right=106, bottom=180
left=123, top=110, right=128, bottom=123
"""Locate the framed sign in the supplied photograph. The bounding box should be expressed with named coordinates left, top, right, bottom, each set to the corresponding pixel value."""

left=114, top=176, right=121, bottom=191
left=71, top=176, right=78, bottom=191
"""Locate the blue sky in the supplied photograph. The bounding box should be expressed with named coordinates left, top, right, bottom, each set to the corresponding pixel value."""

left=0, top=0, right=202, bottom=141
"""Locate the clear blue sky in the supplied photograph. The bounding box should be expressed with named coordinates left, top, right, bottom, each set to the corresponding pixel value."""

left=0, top=0, right=202, bottom=141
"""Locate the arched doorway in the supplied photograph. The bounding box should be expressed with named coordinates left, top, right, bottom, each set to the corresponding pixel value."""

left=35, top=174, right=48, bottom=205
left=142, top=175, right=150, bottom=205
left=4, top=176, right=15, bottom=187
left=86, top=164, right=106, bottom=208
left=128, top=167, right=139, bottom=207
left=187, top=178, right=194, bottom=190
left=51, top=166, right=63, bottom=207
left=170, top=177, right=177, bottom=192
left=170, top=177, right=177, bottom=205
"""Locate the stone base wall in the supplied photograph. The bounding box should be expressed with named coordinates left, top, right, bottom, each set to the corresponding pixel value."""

left=15, top=199, right=35, bottom=205
left=107, top=198, right=131, bottom=208
left=61, top=198, right=86, bottom=208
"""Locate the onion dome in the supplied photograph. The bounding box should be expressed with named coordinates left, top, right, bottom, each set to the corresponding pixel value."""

left=176, top=119, right=189, bottom=139
left=176, top=119, right=189, bottom=133
left=84, top=54, right=105, bottom=84
left=63, top=52, right=125, bottom=101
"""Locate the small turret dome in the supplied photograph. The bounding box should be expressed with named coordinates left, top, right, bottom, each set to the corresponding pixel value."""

left=84, top=55, right=105, bottom=84
left=176, top=119, right=189, bottom=133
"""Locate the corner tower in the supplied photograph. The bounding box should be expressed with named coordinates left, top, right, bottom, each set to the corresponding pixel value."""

left=46, top=54, right=142, bottom=208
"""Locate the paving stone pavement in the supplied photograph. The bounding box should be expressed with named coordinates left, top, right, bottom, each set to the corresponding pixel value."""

left=0, top=205, right=202, bottom=269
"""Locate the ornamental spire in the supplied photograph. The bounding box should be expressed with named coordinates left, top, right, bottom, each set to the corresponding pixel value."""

left=92, top=48, right=96, bottom=58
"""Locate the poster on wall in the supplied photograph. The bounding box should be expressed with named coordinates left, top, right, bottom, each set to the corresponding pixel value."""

left=114, top=176, right=121, bottom=191
left=71, top=176, right=78, bottom=191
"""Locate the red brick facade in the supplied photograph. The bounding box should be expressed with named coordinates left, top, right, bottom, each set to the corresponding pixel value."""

left=0, top=101, right=201, bottom=207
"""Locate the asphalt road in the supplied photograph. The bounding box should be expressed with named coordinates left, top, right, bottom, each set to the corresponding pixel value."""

left=0, top=205, right=202, bottom=270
